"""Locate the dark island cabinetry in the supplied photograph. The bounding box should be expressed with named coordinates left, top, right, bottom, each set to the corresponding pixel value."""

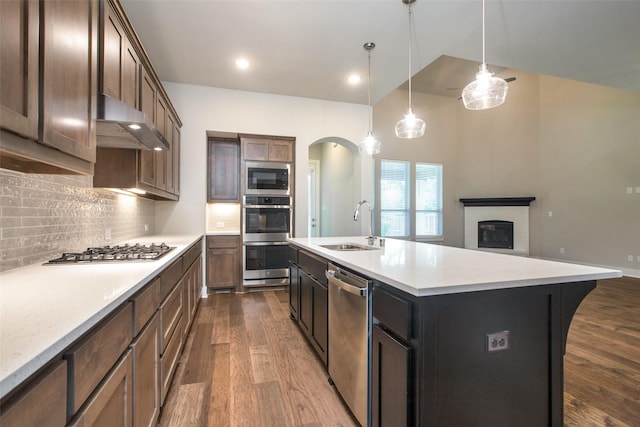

left=372, top=280, right=596, bottom=427
left=288, top=245, right=328, bottom=365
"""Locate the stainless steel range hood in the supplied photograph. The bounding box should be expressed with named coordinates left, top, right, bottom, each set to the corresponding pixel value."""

left=96, top=94, right=169, bottom=151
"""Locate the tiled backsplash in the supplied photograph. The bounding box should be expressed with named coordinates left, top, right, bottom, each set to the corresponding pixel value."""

left=0, top=169, right=155, bottom=272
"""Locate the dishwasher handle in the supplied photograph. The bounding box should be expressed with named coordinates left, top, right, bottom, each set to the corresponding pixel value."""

left=326, top=269, right=369, bottom=297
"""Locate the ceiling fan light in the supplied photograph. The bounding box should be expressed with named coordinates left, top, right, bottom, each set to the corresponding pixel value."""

left=461, top=64, right=508, bottom=110
left=395, top=109, right=426, bottom=138
left=359, top=131, right=381, bottom=155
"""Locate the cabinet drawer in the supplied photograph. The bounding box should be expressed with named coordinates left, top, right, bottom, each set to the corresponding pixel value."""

left=373, top=285, right=413, bottom=341
left=288, top=245, right=298, bottom=264
left=65, top=302, right=133, bottom=415
left=159, top=280, right=183, bottom=353
left=0, top=360, right=67, bottom=427
left=207, top=235, right=238, bottom=249
left=67, top=350, right=133, bottom=427
left=160, top=320, right=182, bottom=405
left=160, top=257, right=183, bottom=301
left=298, top=250, right=327, bottom=285
left=131, top=277, right=160, bottom=336
left=183, top=238, right=202, bottom=269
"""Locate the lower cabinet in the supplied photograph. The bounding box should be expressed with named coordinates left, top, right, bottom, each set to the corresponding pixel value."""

left=206, top=235, right=240, bottom=290
left=288, top=260, right=299, bottom=320
left=289, top=246, right=328, bottom=365
left=0, top=238, right=203, bottom=426
left=0, top=360, right=67, bottom=427
left=371, top=325, right=411, bottom=427
left=68, top=350, right=133, bottom=427
left=131, top=313, right=160, bottom=427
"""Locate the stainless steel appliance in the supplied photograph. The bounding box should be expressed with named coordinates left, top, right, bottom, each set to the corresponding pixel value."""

left=245, top=161, right=290, bottom=196
left=242, top=195, right=292, bottom=286
left=44, top=243, right=174, bottom=264
left=326, top=262, right=371, bottom=427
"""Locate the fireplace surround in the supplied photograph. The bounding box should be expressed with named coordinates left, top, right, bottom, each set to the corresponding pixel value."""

left=460, top=197, right=535, bottom=255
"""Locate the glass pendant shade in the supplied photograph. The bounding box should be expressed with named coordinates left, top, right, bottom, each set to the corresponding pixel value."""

left=395, top=109, right=426, bottom=139
left=359, top=42, right=381, bottom=156
left=359, top=131, right=381, bottom=155
left=461, top=63, right=508, bottom=110
left=395, top=0, right=425, bottom=139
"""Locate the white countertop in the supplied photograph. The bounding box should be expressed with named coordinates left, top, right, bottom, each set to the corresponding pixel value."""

left=0, top=234, right=202, bottom=400
left=289, top=236, right=622, bottom=297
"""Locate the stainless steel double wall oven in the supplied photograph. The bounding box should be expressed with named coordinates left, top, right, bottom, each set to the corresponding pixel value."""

left=242, top=162, right=292, bottom=286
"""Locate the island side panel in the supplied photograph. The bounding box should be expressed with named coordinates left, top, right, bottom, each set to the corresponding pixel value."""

left=372, top=280, right=596, bottom=427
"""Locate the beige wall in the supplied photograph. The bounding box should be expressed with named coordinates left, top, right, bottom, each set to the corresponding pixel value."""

left=373, top=71, right=640, bottom=275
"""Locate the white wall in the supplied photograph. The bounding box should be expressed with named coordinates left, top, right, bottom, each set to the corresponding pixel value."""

left=155, top=82, right=372, bottom=238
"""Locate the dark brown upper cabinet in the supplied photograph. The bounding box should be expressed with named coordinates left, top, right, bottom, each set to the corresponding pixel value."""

left=207, top=138, right=240, bottom=202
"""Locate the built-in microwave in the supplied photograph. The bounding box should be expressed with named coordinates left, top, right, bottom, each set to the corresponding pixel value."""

left=245, top=162, right=290, bottom=195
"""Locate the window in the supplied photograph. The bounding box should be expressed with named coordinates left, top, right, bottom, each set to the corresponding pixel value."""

left=380, top=160, right=410, bottom=237
left=416, top=163, right=443, bottom=238
left=378, top=160, right=443, bottom=240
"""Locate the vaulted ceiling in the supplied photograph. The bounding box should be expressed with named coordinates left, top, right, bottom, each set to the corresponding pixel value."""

left=121, top=0, right=640, bottom=105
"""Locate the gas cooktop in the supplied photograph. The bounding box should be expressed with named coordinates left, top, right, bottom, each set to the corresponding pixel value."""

left=44, top=243, right=175, bottom=265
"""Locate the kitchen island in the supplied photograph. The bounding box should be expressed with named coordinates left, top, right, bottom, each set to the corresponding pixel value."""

left=0, top=234, right=203, bottom=425
left=288, top=236, right=621, bottom=427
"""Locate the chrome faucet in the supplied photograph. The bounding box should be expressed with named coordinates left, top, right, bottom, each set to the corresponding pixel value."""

left=354, top=200, right=377, bottom=244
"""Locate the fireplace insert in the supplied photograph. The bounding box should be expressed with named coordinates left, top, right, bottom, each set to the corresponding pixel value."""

left=478, top=220, right=514, bottom=249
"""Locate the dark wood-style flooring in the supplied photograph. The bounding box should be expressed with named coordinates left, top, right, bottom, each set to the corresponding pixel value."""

left=159, top=277, right=640, bottom=426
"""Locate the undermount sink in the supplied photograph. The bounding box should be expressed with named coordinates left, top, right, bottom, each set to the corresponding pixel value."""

left=319, top=243, right=379, bottom=251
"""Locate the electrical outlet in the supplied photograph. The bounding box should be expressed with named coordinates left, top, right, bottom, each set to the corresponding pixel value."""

left=628, top=255, right=634, bottom=262
left=627, top=187, right=633, bottom=194
left=486, top=331, right=510, bottom=353
left=560, top=248, right=565, bottom=254
left=144, top=224, right=149, bottom=232
left=637, top=255, right=640, bottom=263
left=547, top=211, right=553, bottom=217
left=104, top=228, right=111, bottom=241
left=636, top=187, right=640, bottom=194
left=216, top=221, right=225, bottom=228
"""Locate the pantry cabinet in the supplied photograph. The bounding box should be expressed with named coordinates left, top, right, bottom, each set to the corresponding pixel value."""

left=0, top=0, right=97, bottom=175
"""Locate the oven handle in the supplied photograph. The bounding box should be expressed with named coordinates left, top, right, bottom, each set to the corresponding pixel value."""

left=243, top=204, right=291, bottom=209
left=243, top=241, right=290, bottom=246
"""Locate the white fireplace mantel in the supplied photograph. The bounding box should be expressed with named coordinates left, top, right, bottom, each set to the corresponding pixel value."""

left=460, top=197, right=536, bottom=256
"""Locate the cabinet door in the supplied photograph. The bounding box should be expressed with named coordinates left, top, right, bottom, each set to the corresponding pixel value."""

left=131, top=314, right=160, bottom=427
left=165, top=113, right=176, bottom=194
left=311, top=278, right=328, bottom=362
left=138, top=67, right=156, bottom=186
left=172, top=125, right=181, bottom=196
left=241, top=137, right=269, bottom=161
left=69, top=350, right=133, bottom=427
left=268, top=139, right=293, bottom=162
left=0, top=0, right=39, bottom=140
left=298, top=270, right=314, bottom=336
left=207, top=139, right=240, bottom=202
left=41, top=0, right=97, bottom=163
left=289, top=262, right=300, bottom=320
left=206, top=247, right=239, bottom=289
left=371, top=325, right=411, bottom=427
left=0, top=360, right=67, bottom=427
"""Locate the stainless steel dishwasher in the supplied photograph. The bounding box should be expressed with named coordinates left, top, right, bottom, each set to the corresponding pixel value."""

left=326, top=262, right=370, bottom=427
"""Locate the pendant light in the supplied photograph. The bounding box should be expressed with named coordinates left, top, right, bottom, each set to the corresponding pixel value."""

left=461, top=0, right=508, bottom=110
left=395, top=0, right=425, bottom=139
left=359, top=42, right=381, bottom=155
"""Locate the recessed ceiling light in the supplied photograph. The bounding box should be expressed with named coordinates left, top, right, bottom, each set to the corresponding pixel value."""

left=348, top=74, right=361, bottom=85
left=235, top=58, right=250, bottom=70
left=128, top=124, right=141, bottom=130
